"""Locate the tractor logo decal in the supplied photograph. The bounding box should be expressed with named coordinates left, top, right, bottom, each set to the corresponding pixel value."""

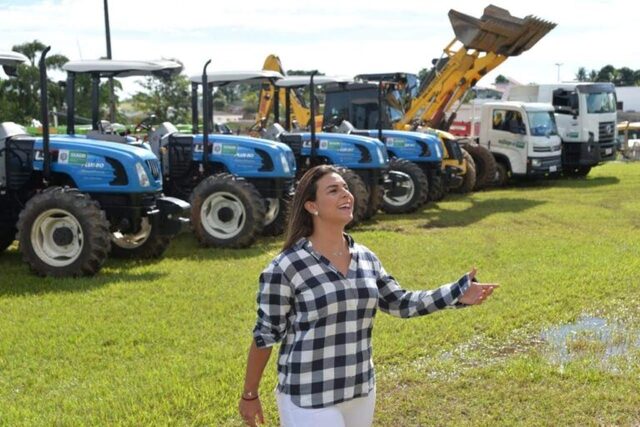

left=58, top=150, right=87, bottom=165
left=212, top=143, right=222, bottom=154
left=302, top=140, right=312, bottom=148
left=222, top=144, right=238, bottom=155
left=319, top=140, right=328, bottom=149
left=386, top=137, right=406, bottom=148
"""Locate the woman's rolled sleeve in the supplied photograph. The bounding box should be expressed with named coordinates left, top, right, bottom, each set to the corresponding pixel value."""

left=375, top=262, right=471, bottom=318
left=253, top=261, right=293, bottom=348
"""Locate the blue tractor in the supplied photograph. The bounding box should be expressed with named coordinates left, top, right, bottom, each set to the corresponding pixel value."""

left=260, top=75, right=390, bottom=224
left=62, top=58, right=191, bottom=259
left=0, top=48, right=189, bottom=277
left=147, top=66, right=297, bottom=247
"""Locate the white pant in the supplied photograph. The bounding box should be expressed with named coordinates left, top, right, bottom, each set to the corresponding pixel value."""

left=276, top=389, right=376, bottom=427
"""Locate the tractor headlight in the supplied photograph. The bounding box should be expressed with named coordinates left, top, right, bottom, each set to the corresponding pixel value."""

left=135, top=162, right=151, bottom=187
left=280, top=154, right=290, bottom=173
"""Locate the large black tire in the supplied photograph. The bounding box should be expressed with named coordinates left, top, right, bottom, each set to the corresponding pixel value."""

left=262, top=194, right=291, bottom=237
left=466, top=144, right=497, bottom=190
left=17, top=187, right=111, bottom=277
left=564, top=166, right=592, bottom=178
left=427, top=174, right=446, bottom=202
left=382, top=159, right=429, bottom=214
left=363, top=184, right=383, bottom=220
left=109, top=218, right=171, bottom=259
left=336, top=167, right=369, bottom=227
left=0, top=226, right=16, bottom=253
left=191, top=174, right=266, bottom=248
left=494, top=162, right=509, bottom=187
left=451, top=149, right=476, bottom=194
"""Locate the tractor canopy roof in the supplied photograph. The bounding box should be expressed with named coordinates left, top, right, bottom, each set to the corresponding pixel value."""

left=62, top=59, right=183, bottom=78
left=0, top=50, right=29, bottom=77
left=189, top=70, right=283, bottom=86
left=354, top=72, right=416, bottom=83
left=275, top=75, right=352, bottom=88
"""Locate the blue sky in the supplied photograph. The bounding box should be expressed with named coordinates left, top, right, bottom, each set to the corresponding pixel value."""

left=1, top=0, right=638, bottom=96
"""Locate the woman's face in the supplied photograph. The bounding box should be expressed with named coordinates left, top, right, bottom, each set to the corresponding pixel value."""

left=305, top=172, right=354, bottom=225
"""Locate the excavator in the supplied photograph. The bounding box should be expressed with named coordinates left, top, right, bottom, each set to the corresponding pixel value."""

left=254, top=4, right=556, bottom=191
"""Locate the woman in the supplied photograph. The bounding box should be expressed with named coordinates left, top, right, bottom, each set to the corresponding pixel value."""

left=239, top=165, right=497, bottom=427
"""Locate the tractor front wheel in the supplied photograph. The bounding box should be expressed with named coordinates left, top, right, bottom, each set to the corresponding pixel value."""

left=466, top=144, right=497, bottom=190
left=450, top=149, right=476, bottom=194
left=110, top=217, right=171, bottom=259
left=191, top=175, right=266, bottom=248
left=262, top=194, right=290, bottom=237
left=17, top=187, right=111, bottom=277
left=382, top=159, right=428, bottom=214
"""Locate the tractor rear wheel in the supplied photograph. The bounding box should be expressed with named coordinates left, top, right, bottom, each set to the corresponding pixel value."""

left=110, top=217, right=171, bottom=259
left=17, top=187, right=111, bottom=277
left=466, top=144, right=497, bottom=190
left=0, top=226, right=16, bottom=253
left=382, top=159, right=428, bottom=214
left=451, top=149, right=476, bottom=194
left=191, top=174, right=265, bottom=248
left=336, top=167, right=369, bottom=227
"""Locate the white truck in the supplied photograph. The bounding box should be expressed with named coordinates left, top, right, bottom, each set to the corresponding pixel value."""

left=473, top=101, right=562, bottom=185
left=507, top=83, right=617, bottom=176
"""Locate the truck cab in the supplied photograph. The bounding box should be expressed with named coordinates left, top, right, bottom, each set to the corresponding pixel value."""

left=508, top=83, right=617, bottom=176
left=477, top=101, right=562, bottom=184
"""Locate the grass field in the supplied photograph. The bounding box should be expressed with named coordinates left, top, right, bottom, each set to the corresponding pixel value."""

left=1, top=162, right=639, bottom=426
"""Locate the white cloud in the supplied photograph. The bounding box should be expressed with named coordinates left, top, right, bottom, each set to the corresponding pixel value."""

left=2, top=0, right=639, bottom=95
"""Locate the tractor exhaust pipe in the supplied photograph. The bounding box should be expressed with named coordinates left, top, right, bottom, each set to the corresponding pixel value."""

left=38, top=46, right=52, bottom=183
left=309, top=71, right=318, bottom=161
left=201, top=59, right=211, bottom=173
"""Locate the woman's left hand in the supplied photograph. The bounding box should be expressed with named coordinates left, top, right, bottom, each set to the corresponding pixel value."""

left=458, top=267, right=498, bottom=305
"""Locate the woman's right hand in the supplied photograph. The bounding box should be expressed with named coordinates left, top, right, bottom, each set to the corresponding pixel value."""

left=239, top=397, right=264, bottom=427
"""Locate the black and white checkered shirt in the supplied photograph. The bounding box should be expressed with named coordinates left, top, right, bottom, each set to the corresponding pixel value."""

left=253, top=234, right=471, bottom=408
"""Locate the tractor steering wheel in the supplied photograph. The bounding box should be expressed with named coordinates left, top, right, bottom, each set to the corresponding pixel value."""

left=134, top=114, right=157, bottom=133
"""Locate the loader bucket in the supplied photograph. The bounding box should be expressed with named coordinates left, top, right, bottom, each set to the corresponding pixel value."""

left=448, top=5, right=556, bottom=56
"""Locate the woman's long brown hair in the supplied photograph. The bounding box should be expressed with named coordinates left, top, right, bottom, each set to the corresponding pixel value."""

left=282, top=165, right=340, bottom=250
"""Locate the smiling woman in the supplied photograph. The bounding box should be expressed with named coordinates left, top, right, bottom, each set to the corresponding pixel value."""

left=237, top=164, right=498, bottom=427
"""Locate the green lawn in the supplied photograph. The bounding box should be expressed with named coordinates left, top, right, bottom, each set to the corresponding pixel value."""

left=1, top=162, right=639, bottom=426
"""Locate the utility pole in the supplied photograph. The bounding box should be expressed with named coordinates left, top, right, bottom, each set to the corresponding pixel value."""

left=555, top=63, right=563, bottom=83
left=104, top=0, right=115, bottom=122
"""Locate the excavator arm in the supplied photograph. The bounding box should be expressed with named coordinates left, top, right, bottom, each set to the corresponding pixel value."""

left=397, top=5, right=556, bottom=131
left=255, top=54, right=317, bottom=132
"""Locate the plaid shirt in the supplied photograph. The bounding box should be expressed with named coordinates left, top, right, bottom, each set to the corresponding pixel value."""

left=253, top=234, right=471, bottom=408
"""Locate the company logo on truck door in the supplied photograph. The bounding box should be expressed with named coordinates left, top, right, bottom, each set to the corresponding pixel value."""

left=497, top=139, right=526, bottom=149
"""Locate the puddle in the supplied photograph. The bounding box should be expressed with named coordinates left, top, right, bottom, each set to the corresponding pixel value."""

left=541, top=314, right=640, bottom=373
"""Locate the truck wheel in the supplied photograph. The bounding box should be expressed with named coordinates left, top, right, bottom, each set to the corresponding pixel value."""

left=494, top=162, right=509, bottom=186
left=428, top=174, right=446, bottom=202
left=191, top=175, right=266, bottom=248
left=336, top=167, right=369, bottom=227
left=451, top=149, right=476, bottom=194
left=110, top=218, right=171, bottom=259
left=262, top=195, right=290, bottom=237
left=363, top=184, right=383, bottom=220
left=466, top=144, right=497, bottom=190
left=565, top=166, right=591, bottom=178
left=17, top=187, right=111, bottom=277
left=0, top=226, right=16, bottom=253
left=382, top=159, right=428, bottom=214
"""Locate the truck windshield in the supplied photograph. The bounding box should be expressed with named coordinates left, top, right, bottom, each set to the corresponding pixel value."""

left=528, top=111, right=558, bottom=136
left=585, top=92, right=616, bottom=114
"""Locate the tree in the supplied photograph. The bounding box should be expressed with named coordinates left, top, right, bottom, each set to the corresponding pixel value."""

left=595, top=65, right=616, bottom=82
left=615, top=67, right=635, bottom=86
left=588, top=70, right=598, bottom=82
left=242, top=91, right=259, bottom=117
left=0, top=41, right=69, bottom=125
left=575, top=67, right=588, bottom=82
left=131, top=66, right=190, bottom=124
left=494, top=74, right=509, bottom=84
